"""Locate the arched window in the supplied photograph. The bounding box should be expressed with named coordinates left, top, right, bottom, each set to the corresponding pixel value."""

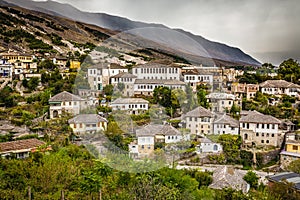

left=213, top=145, right=218, bottom=151
left=244, top=133, right=248, bottom=140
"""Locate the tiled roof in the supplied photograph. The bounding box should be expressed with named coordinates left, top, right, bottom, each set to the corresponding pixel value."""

left=200, top=137, right=213, bottom=143
left=136, top=124, right=181, bottom=137
left=214, top=113, right=239, bottom=127
left=110, top=72, right=137, bottom=78
left=0, top=139, right=45, bottom=153
left=239, top=110, right=281, bottom=124
left=88, top=63, right=109, bottom=69
left=260, top=80, right=300, bottom=89
left=111, top=98, right=149, bottom=104
left=209, top=166, right=249, bottom=193
left=49, top=91, right=84, bottom=102
left=68, top=114, right=107, bottom=124
left=184, top=69, right=213, bottom=76
left=184, top=106, right=213, bottom=118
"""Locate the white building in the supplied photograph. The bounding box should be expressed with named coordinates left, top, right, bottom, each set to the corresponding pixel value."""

left=110, top=72, right=137, bottom=97
left=87, top=63, right=128, bottom=91
left=259, top=80, right=300, bottom=98
left=206, top=92, right=241, bottom=113
left=0, top=59, right=13, bottom=78
left=132, top=63, right=181, bottom=80
left=111, top=98, right=149, bottom=114
left=213, top=113, right=239, bottom=135
left=239, top=110, right=282, bottom=147
left=130, top=124, right=188, bottom=157
left=183, top=106, right=214, bottom=136
left=196, top=138, right=223, bottom=153
left=49, top=91, right=88, bottom=119
left=68, top=114, right=107, bottom=134
left=134, top=79, right=186, bottom=96
left=183, top=70, right=214, bottom=91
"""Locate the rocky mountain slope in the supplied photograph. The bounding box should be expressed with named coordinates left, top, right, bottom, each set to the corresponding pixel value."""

left=3, top=0, right=261, bottom=66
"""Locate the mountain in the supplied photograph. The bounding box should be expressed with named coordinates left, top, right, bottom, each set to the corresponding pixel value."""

left=3, top=0, right=261, bottom=66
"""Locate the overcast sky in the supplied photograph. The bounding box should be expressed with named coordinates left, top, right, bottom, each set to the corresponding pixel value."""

left=50, top=0, right=300, bottom=64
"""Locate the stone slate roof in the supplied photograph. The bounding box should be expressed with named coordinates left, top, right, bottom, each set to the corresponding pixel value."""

left=134, top=79, right=185, bottom=85
left=260, top=80, right=300, bottom=89
left=184, top=69, right=213, bottom=76
left=49, top=91, right=84, bottom=102
left=206, top=92, right=236, bottom=100
left=136, top=124, right=181, bottom=137
left=0, top=139, right=45, bottom=153
left=209, top=166, right=249, bottom=193
left=110, top=72, right=137, bottom=79
left=214, top=113, right=239, bottom=128
left=239, top=110, right=281, bottom=124
left=184, top=106, right=213, bottom=118
left=200, top=137, right=213, bottom=143
left=111, top=98, right=149, bottom=104
left=267, top=172, right=300, bottom=191
left=68, top=114, right=107, bottom=124
left=134, top=63, right=173, bottom=69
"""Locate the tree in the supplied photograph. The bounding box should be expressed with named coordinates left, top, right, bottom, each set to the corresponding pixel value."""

left=153, top=86, right=171, bottom=108
left=243, top=171, right=259, bottom=189
left=218, top=134, right=242, bottom=163
left=27, top=77, right=40, bottom=91
left=184, top=84, right=197, bottom=111
left=287, top=159, right=300, bottom=174
left=197, top=88, right=209, bottom=109
left=103, top=84, right=114, bottom=96
left=117, top=82, right=125, bottom=92
left=230, top=103, right=241, bottom=119
left=278, top=58, right=300, bottom=83
left=38, top=59, right=56, bottom=70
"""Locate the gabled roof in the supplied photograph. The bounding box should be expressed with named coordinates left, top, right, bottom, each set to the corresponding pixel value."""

left=267, top=172, right=300, bottom=190
left=184, top=106, right=213, bottom=118
left=209, top=166, right=249, bottom=193
left=184, top=69, right=213, bottom=76
left=134, top=79, right=185, bottom=85
left=206, top=92, right=236, bottom=100
left=49, top=91, right=84, bottom=102
left=88, top=63, right=109, bottom=69
left=68, top=114, right=107, bottom=124
left=259, top=80, right=300, bottom=89
left=0, top=139, right=45, bottom=153
left=111, top=98, right=149, bottom=104
left=214, top=113, right=239, bottom=127
left=136, top=124, right=181, bottom=137
left=110, top=72, right=137, bottom=79
left=134, top=63, right=174, bottom=69
left=239, top=110, right=281, bottom=124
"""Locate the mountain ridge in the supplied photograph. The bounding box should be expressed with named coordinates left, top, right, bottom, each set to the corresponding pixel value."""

left=3, top=0, right=261, bottom=66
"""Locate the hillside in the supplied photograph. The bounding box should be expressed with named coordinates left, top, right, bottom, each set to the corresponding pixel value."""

left=3, top=0, right=261, bottom=66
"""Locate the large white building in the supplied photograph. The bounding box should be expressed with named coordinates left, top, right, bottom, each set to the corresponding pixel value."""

left=49, top=91, right=88, bottom=119
left=239, top=110, right=282, bottom=147
left=259, top=80, right=300, bottom=98
left=111, top=98, right=149, bottom=114
left=132, top=63, right=181, bottom=80
left=134, top=79, right=186, bottom=96
left=87, top=63, right=128, bottom=91
left=213, top=113, right=239, bottom=135
left=183, top=106, right=214, bottom=136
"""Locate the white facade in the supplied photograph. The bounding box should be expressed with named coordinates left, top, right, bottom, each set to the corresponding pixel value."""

left=68, top=114, right=107, bottom=134
left=197, top=139, right=223, bottom=153
left=87, top=64, right=128, bottom=90
left=133, top=63, right=181, bottom=80
left=134, top=79, right=186, bottom=96
left=0, top=59, right=13, bottom=78
left=207, top=92, right=241, bottom=113
left=213, top=114, right=239, bottom=135
left=111, top=98, right=149, bottom=114
left=259, top=80, right=300, bottom=97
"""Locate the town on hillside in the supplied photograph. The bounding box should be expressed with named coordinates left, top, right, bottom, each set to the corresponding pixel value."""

left=1, top=48, right=300, bottom=198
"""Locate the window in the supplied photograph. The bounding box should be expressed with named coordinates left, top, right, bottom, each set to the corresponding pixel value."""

left=262, top=124, right=265, bottom=129
left=262, top=133, right=264, bottom=137
left=141, top=145, right=144, bottom=149
left=261, top=140, right=264, bottom=143
left=256, top=124, right=259, bottom=128
left=256, top=133, right=259, bottom=136
left=148, top=146, right=151, bottom=149
left=271, top=134, right=274, bottom=137
left=267, top=124, right=269, bottom=129
left=293, top=145, right=298, bottom=150
left=266, top=140, right=269, bottom=144
left=266, top=133, right=269, bottom=137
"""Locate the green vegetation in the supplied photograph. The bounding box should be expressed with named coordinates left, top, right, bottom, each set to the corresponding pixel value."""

left=243, top=171, right=259, bottom=189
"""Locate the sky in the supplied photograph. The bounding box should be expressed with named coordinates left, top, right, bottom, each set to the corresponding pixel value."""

left=49, top=0, right=300, bottom=65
